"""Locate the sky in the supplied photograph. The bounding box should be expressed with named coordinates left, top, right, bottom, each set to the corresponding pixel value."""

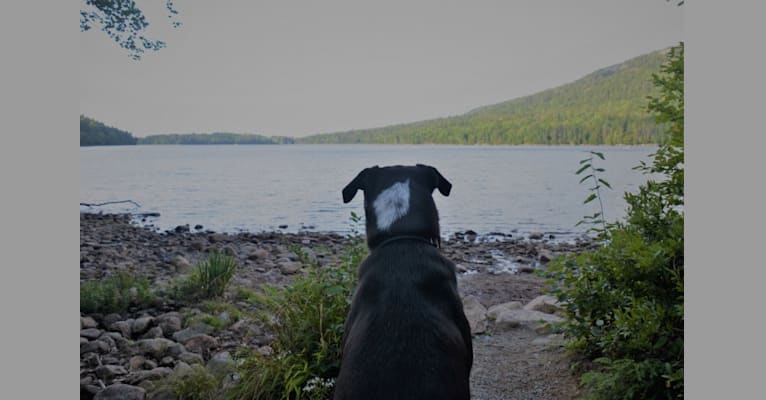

left=79, top=0, right=683, bottom=138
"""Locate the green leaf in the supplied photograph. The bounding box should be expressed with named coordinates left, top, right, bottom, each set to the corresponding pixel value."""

left=580, top=158, right=592, bottom=164
left=598, top=179, right=612, bottom=189
left=594, top=168, right=605, bottom=172
left=590, top=151, right=605, bottom=160
left=579, top=174, right=593, bottom=184
left=576, top=164, right=591, bottom=175
left=584, top=193, right=597, bottom=204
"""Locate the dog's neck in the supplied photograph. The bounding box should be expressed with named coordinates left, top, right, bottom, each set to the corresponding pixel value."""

left=372, top=234, right=440, bottom=250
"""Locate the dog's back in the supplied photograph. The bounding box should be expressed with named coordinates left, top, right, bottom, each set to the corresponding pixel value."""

left=334, top=240, right=472, bottom=400
left=335, top=164, right=473, bottom=400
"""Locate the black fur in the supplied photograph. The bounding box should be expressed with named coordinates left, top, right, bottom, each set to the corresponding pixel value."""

left=335, top=164, right=472, bottom=400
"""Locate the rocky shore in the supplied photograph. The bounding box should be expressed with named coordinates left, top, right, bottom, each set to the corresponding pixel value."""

left=80, top=213, right=594, bottom=399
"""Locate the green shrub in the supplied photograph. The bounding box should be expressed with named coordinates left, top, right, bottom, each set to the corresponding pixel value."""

left=146, top=364, right=225, bottom=400
left=228, top=215, right=367, bottom=400
left=184, top=301, right=243, bottom=331
left=545, top=44, right=683, bottom=399
left=174, top=252, right=238, bottom=302
left=80, top=271, right=156, bottom=314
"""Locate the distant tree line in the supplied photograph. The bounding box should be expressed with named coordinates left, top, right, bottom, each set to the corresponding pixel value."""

left=298, top=49, right=669, bottom=145
left=138, top=132, right=294, bottom=145
left=80, top=115, right=137, bottom=146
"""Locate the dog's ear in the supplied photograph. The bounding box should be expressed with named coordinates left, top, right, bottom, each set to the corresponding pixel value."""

left=342, top=166, right=377, bottom=203
left=418, top=164, right=452, bottom=196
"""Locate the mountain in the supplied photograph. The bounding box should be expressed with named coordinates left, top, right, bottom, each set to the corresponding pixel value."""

left=297, top=48, right=670, bottom=145
left=80, top=115, right=137, bottom=146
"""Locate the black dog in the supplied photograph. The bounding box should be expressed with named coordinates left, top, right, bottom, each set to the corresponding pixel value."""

left=333, top=164, right=473, bottom=400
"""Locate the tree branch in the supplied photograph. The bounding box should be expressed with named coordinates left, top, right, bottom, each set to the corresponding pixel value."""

left=80, top=200, right=141, bottom=208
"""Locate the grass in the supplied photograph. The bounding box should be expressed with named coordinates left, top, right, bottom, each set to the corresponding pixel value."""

left=173, top=252, right=238, bottom=302
left=80, top=271, right=156, bottom=314
left=227, top=215, right=367, bottom=400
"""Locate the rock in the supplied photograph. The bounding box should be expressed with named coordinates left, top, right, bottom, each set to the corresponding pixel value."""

left=141, top=326, right=164, bottom=339
left=82, top=384, right=102, bottom=399
left=194, top=224, right=204, bottom=230
left=208, top=233, right=227, bottom=243
left=182, top=334, right=219, bottom=355
left=257, top=346, right=273, bottom=356
left=166, top=342, right=187, bottom=358
left=279, top=261, right=302, bottom=275
left=248, top=248, right=269, bottom=260
left=207, top=351, right=236, bottom=376
left=95, top=364, right=129, bottom=380
left=108, top=321, right=132, bottom=338
left=278, top=224, right=288, bottom=229
left=528, top=232, right=544, bottom=240
left=81, top=316, right=98, bottom=329
left=93, top=383, right=146, bottom=400
left=538, top=249, right=555, bottom=263
left=155, top=312, right=183, bottom=337
left=136, top=338, right=175, bottom=359
left=486, top=301, right=523, bottom=320
left=160, top=356, right=176, bottom=367
left=461, top=295, right=488, bottom=335
left=222, top=245, right=236, bottom=257
left=523, top=295, right=564, bottom=314
left=172, top=323, right=214, bottom=343
left=81, top=337, right=89, bottom=346
left=125, top=367, right=173, bottom=384
left=300, top=247, right=318, bottom=263
left=174, top=225, right=190, bottom=233
left=191, top=240, right=205, bottom=251
left=102, top=313, right=123, bottom=328
left=178, top=351, right=204, bottom=365
left=129, top=356, right=157, bottom=371
left=100, top=332, right=132, bottom=352
left=80, top=339, right=110, bottom=355
left=174, top=361, right=194, bottom=376
left=132, top=316, right=155, bottom=336
left=80, top=328, right=103, bottom=340
left=494, top=309, right=565, bottom=332
left=172, top=255, right=193, bottom=273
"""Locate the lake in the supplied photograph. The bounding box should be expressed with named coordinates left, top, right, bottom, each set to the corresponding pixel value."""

left=80, top=144, right=658, bottom=241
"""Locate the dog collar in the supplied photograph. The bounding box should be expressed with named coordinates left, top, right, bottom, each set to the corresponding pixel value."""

left=375, top=235, right=440, bottom=249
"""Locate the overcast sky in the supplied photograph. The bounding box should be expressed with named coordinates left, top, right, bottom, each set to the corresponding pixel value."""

left=79, top=0, right=683, bottom=138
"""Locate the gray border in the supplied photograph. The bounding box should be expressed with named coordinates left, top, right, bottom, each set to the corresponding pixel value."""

left=686, top=1, right=763, bottom=398
left=0, top=1, right=75, bottom=397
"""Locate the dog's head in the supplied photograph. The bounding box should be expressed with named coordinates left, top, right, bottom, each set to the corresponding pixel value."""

left=342, top=164, right=452, bottom=249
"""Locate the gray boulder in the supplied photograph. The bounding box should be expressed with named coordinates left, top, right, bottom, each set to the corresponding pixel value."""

left=93, top=383, right=146, bottom=400
left=461, top=295, right=488, bottom=335
left=486, top=301, right=523, bottom=320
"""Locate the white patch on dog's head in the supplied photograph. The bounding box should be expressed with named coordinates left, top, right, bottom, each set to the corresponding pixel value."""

left=373, top=179, right=410, bottom=231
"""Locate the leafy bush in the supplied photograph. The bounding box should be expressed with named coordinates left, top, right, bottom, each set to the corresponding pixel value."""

left=545, top=43, right=684, bottom=399
left=173, top=252, right=238, bottom=302
left=80, top=271, right=156, bottom=314
left=228, top=214, right=367, bottom=400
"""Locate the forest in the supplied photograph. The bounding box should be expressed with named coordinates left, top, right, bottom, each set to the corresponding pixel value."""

left=298, top=49, right=669, bottom=145
left=137, top=133, right=293, bottom=145
left=80, top=115, right=137, bottom=146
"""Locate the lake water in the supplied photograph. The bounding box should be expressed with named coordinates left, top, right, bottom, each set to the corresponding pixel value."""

left=80, top=144, right=658, bottom=241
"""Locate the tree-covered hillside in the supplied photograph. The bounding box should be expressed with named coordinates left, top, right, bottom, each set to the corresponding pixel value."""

left=298, top=48, right=670, bottom=145
left=80, top=115, right=137, bottom=146
left=138, top=133, right=293, bottom=145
